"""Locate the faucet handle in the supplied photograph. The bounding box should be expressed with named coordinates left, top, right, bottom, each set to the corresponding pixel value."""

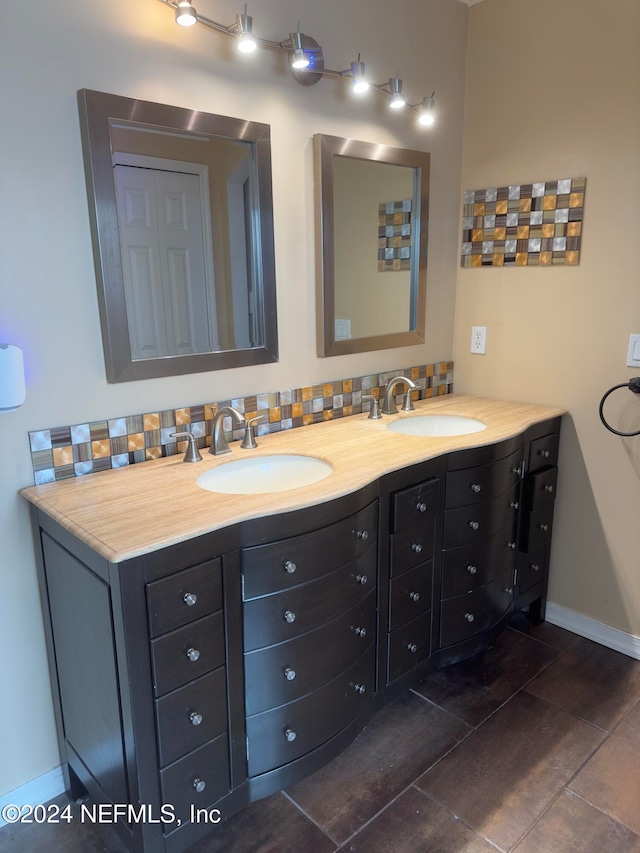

left=241, top=415, right=266, bottom=449
left=362, top=395, right=382, bottom=420
left=170, top=432, right=203, bottom=463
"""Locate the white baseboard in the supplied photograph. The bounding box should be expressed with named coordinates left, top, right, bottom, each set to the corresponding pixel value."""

left=546, top=602, right=640, bottom=660
left=0, top=765, right=66, bottom=829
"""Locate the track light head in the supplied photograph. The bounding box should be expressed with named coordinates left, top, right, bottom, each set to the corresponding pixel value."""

left=235, top=6, right=257, bottom=53
left=175, top=0, right=197, bottom=27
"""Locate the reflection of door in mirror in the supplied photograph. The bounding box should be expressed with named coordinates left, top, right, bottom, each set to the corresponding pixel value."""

left=333, top=157, right=415, bottom=340
left=114, top=160, right=217, bottom=360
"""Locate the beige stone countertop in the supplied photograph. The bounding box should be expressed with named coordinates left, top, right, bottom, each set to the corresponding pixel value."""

left=21, top=395, right=566, bottom=563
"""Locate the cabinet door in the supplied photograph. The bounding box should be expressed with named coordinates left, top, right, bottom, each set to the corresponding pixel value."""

left=445, top=447, right=523, bottom=509
left=387, top=612, right=431, bottom=682
left=440, top=569, right=513, bottom=648
left=388, top=561, right=433, bottom=630
left=443, top=488, right=519, bottom=549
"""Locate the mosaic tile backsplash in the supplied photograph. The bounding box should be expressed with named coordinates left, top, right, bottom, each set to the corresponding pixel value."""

left=461, top=177, right=586, bottom=268
left=28, top=362, right=454, bottom=484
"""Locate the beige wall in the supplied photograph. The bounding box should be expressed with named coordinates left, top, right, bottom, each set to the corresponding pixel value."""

left=0, top=0, right=468, bottom=797
left=454, top=0, right=640, bottom=632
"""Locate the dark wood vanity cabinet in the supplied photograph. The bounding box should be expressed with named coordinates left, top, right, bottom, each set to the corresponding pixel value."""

left=31, top=417, right=561, bottom=853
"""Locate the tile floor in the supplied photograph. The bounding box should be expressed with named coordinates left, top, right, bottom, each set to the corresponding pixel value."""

left=3, top=614, right=640, bottom=853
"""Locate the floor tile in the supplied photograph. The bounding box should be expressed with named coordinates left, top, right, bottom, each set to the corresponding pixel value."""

left=412, top=627, right=559, bottom=726
left=509, top=611, right=582, bottom=652
left=286, top=691, right=471, bottom=845
left=337, top=786, right=496, bottom=853
left=189, top=791, right=336, bottom=853
left=416, top=690, right=605, bottom=851
left=525, top=637, right=640, bottom=730
left=513, top=789, right=640, bottom=853
left=569, top=699, right=640, bottom=836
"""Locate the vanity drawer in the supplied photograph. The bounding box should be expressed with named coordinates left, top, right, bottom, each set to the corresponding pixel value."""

left=445, top=447, right=523, bottom=509
left=524, top=504, right=555, bottom=552
left=527, top=467, right=558, bottom=512
left=243, top=546, right=376, bottom=652
left=440, top=569, right=513, bottom=647
left=242, top=501, right=378, bottom=599
left=159, top=733, right=230, bottom=827
left=390, top=515, right=437, bottom=575
left=518, top=545, right=548, bottom=595
left=246, top=648, right=375, bottom=777
left=391, top=478, right=440, bottom=535
left=151, top=611, right=225, bottom=697
left=155, top=667, right=227, bottom=767
left=442, top=528, right=517, bottom=599
left=529, top=433, right=559, bottom=472
left=388, top=560, right=433, bottom=631
left=147, top=558, right=222, bottom=638
left=443, top=487, right=519, bottom=549
left=387, top=611, right=431, bottom=682
left=244, top=592, right=375, bottom=716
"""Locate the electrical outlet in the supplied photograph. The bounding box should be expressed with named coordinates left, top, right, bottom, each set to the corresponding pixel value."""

left=471, top=326, right=487, bottom=355
left=627, top=334, right=640, bottom=368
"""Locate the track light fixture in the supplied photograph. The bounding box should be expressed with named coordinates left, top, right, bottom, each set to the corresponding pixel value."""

left=159, top=0, right=437, bottom=128
left=175, top=0, right=197, bottom=27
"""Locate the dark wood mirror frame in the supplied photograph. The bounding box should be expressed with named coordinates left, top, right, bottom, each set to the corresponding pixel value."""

left=78, top=89, right=279, bottom=383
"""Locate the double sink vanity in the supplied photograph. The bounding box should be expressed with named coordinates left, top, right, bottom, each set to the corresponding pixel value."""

left=23, top=394, right=564, bottom=853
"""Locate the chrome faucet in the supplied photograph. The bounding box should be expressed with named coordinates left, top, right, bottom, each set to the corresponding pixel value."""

left=380, top=376, right=417, bottom=415
left=209, top=406, right=245, bottom=455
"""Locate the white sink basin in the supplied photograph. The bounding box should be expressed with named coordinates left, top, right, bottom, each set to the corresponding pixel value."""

left=387, top=414, right=487, bottom=437
left=197, top=454, right=333, bottom=494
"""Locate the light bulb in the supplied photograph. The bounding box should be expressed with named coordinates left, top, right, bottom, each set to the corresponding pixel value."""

left=175, top=0, right=197, bottom=27
left=418, top=95, right=436, bottom=126
left=238, top=31, right=257, bottom=52
left=291, top=48, right=309, bottom=69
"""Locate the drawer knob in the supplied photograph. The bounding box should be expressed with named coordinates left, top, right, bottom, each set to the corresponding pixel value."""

left=466, top=564, right=477, bottom=575
left=193, top=778, right=206, bottom=793
left=530, top=563, right=541, bottom=572
left=189, top=711, right=203, bottom=726
left=355, top=530, right=369, bottom=540
left=503, top=587, right=514, bottom=595
left=470, top=483, right=482, bottom=493
left=506, top=541, right=517, bottom=550
left=284, top=667, right=296, bottom=681
left=544, top=484, right=554, bottom=493
left=356, top=574, right=368, bottom=585
left=355, top=626, right=367, bottom=638
left=411, top=543, right=422, bottom=554
left=416, top=502, right=427, bottom=513
left=407, top=643, right=418, bottom=653
left=464, top=612, right=475, bottom=622
left=354, top=683, right=366, bottom=695
left=283, top=610, right=296, bottom=623
left=284, top=728, right=297, bottom=742
left=468, top=521, right=480, bottom=531
left=538, top=523, right=550, bottom=532
left=538, top=449, right=550, bottom=458
left=186, top=647, right=200, bottom=662
left=283, top=560, right=297, bottom=574
left=511, top=465, right=522, bottom=476
left=510, top=501, right=519, bottom=510
left=183, top=592, right=198, bottom=607
left=409, top=591, right=420, bottom=602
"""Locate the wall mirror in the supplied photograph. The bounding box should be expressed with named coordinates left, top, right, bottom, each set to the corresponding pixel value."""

left=78, top=89, right=278, bottom=382
left=314, top=134, right=430, bottom=357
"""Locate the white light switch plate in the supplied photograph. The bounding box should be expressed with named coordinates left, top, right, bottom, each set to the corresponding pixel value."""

left=471, top=326, right=487, bottom=354
left=627, top=334, right=640, bottom=368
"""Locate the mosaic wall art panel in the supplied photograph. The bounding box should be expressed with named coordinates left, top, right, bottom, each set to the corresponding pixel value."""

left=28, top=362, right=454, bottom=484
left=378, top=199, right=412, bottom=271
left=460, top=177, right=586, bottom=268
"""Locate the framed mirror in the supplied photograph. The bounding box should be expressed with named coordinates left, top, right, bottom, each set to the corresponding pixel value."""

left=78, top=90, right=278, bottom=382
left=314, top=134, right=430, bottom=357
